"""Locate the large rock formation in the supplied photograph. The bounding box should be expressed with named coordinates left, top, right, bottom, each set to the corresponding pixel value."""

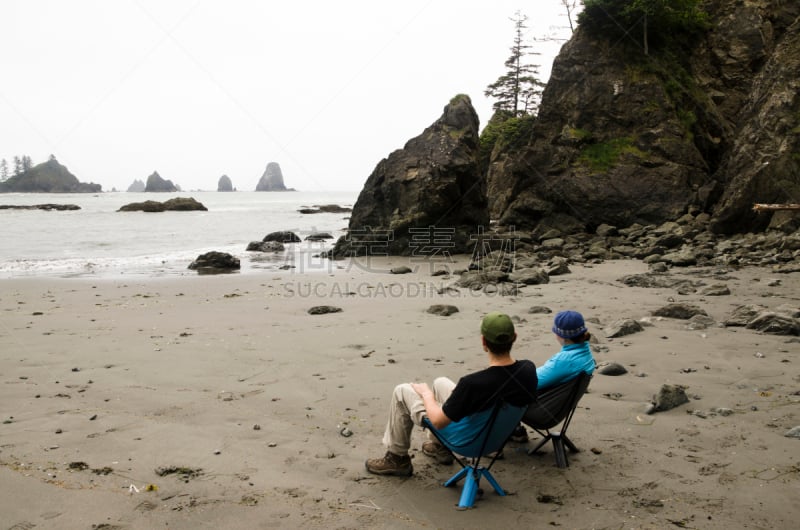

left=144, top=171, right=179, bottom=192
left=127, top=179, right=145, bottom=192
left=704, top=1, right=800, bottom=233
left=0, top=159, right=101, bottom=193
left=331, top=94, right=488, bottom=256
left=217, top=174, right=234, bottom=192
left=487, top=0, right=799, bottom=236
left=255, top=162, right=293, bottom=191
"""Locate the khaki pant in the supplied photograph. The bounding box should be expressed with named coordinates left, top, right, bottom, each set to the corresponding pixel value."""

left=382, top=376, right=456, bottom=456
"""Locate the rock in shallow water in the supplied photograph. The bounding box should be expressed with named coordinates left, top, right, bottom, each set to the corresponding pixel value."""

left=188, top=251, right=240, bottom=272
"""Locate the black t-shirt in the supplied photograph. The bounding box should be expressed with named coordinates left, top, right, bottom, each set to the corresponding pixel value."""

left=441, top=360, right=538, bottom=423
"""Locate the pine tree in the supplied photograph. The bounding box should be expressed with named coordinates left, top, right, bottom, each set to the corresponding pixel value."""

left=13, top=156, right=22, bottom=176
left=0, top=159, right=8, bottom=181
left=22, top=155, right=33, bottom=172
left=579, top=0, right=707, bottom=55
left=484, top=11, right=545, bottom=116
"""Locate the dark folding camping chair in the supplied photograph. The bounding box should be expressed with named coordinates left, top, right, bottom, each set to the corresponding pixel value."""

left=423, top=401, right=528, bottom=510
left=521, top=372, right=591, bottom=468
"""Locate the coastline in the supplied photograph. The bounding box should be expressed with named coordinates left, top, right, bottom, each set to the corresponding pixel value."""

left=1, top=257, right=799, bottom=529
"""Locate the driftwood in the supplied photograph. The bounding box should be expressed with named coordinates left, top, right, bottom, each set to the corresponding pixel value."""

left=752, top=203, right=800, bottom=212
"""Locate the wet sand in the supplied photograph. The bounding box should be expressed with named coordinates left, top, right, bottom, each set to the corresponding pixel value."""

left=1, top=257, right=798, bottom=529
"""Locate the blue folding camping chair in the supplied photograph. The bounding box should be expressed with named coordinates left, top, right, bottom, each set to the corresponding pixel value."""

left=423, top=401, right=528, bottom=509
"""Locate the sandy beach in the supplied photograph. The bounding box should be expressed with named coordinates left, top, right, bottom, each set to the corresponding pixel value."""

left=1, top=257, right=798, bottom=529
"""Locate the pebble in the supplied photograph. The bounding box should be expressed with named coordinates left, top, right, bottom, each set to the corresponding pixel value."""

left=253, top=424, right=261, bottom=430
left=785, top=426, right=800, bottom=439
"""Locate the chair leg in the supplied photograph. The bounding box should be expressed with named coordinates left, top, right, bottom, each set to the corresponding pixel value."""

left=526, top=434, right=552, bottom=456
left=480, top=468, right=507, bottom=497
left=456, top=469, right=481, bottom=509
left=551, top=434, right=569, bottom=468
left=562, top=433, right=579, bottom=453
left=444, top=466, right=470, bottom=488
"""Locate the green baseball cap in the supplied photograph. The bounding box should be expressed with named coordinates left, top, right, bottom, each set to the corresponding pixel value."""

left=480, top=311, right=515, bottom=345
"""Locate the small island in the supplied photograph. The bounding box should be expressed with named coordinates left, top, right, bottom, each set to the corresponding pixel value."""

left=0, top=156, right=101, bottom=193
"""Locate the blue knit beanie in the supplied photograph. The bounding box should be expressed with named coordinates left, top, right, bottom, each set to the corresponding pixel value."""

left=552, top=310, right=587, bottom=339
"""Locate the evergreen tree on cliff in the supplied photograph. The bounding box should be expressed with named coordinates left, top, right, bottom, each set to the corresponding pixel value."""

left=484, top=11, right=545, bottom=116
left=579, top=0, right=707, bottom=55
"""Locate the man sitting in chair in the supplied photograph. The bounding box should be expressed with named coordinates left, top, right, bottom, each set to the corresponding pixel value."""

left=365, top=311, right=538, bottom=476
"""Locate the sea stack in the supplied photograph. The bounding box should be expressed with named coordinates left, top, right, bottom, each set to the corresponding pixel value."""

left=218, top=175, right=234, bottom=192
left=144, top=171, right=179, bottom=192
left=255, top=162, right=293, bottom=191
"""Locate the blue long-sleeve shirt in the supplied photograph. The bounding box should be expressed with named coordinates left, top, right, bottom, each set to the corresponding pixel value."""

left=536, top=341, right=596, bottom=390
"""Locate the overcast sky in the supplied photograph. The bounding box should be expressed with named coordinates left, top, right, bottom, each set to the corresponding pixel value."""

left=1, top=1, right=577, bottom=192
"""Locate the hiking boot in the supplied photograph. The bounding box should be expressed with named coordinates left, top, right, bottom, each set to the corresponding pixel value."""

left=365, top=451, right=413, bottom=476
left=509, top=424, right=529, bottom=443
left=422, top=441, right=454, bottom=465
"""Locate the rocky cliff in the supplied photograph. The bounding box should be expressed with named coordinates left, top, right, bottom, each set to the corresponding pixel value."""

left=332, top=94, right=488, bottom=257
left=0, top=159, right=101, bottom=193
left=487, top=0, right=799, bottom=236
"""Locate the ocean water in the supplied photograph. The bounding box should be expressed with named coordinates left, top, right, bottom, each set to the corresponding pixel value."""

left=0, top=191, right=358, bottom=278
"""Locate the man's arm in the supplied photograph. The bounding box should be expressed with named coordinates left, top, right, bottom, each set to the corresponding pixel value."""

left=410, top=382, right=452, bottom=430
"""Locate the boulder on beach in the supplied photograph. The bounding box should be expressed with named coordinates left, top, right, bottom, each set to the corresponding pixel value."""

left=651, top=384, right=690, bottom=413
left=308, top=306, right=342, bottom=315
left=604, top=319, right=644, bottom=338
left=426, top=304, right=459, bottom=316
left=652, top=303, right=708, bottom=320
